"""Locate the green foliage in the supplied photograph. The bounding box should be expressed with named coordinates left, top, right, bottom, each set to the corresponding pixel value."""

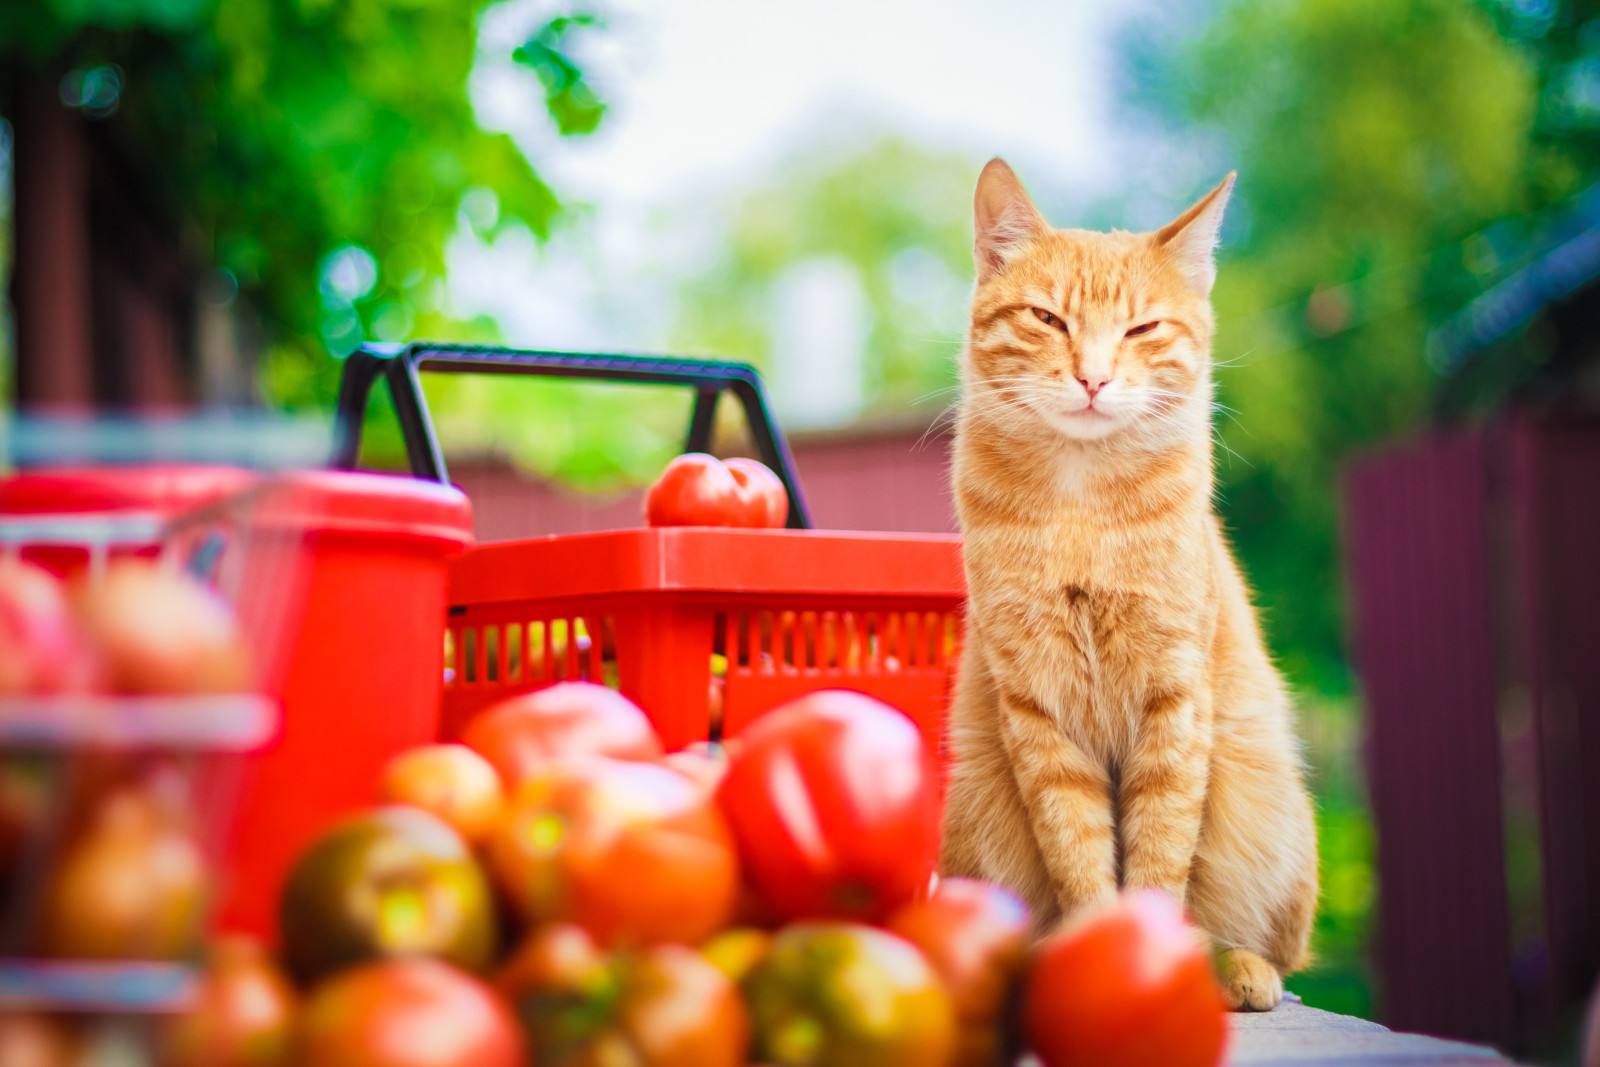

left=516, top=14, right=607, bottom=136
left=416, top=373, right=694, bottom=492
left=671, top=135, right=977, bottom=410
left=1133, top=0, right=1540, bottom=691
left=1297, top=691, right=1377, bottom=1017
left=0, top=0, right=604, bottom=408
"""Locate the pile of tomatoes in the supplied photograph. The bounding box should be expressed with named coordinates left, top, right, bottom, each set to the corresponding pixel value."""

left=152, top=682, right=1229, bottom=1067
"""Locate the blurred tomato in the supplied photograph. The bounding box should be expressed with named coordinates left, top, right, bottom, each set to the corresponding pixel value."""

left=461, top=682, right=662, bottom=790
left=279, top=807, right=498, bottom=986
left=0, top=557, right=95, bottom=695
left=887, top=878, right=1030, bottom=1067
left=38, top=779, right=205, bottom=960
left=73, top=559, right=251, bottom=694
left=0, top=1012, right=78, bottom=1067
left=487, top=757, right=738, bottom=948
left=724, top=458, right=789, bottom=528
left=745, top=922, right=955, bottom=1067
left=299, top=958, right=524, bottom=1067
left=160, top=935, right=297, bottom=1067
left=716, top=690, right=939, bottom=923
left=497, top=924, right=748, bottom=1067
left=644, top=454, right=788, bottom=529
left=380, top=744, right=505, bottom=845
left=1024, top=891, right=1228, bottom=1067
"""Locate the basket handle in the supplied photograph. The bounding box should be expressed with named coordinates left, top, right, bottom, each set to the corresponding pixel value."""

left=331, top=342, right=813, bottom=529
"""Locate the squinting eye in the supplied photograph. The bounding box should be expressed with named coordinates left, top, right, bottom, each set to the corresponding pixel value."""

left=1125, top=321, right=1160, bottom=338
left=1032, top=307, right=1068, bottom=332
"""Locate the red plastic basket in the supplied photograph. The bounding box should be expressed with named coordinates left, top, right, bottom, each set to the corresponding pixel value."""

left=440, top=528, right=966, bottom=754
left=336, top=343, right=969, bottom=754
left=0, top=477, right=306, bottom=1021
left=0, top=466, right=476, bottom=942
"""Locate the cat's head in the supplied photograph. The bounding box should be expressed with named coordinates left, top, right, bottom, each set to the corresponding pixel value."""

left=962, top=159, right=1233, bottom=447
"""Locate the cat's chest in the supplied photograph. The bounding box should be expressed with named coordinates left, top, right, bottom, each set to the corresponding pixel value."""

left=966, top=517, right=1206, bottom=725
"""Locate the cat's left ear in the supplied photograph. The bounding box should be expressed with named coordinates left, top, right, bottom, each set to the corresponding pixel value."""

left=1153, top=172, right=1236, bottom=295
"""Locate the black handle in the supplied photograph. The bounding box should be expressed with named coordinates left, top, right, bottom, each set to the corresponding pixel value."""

left=331, top=342, right=813, bottom=529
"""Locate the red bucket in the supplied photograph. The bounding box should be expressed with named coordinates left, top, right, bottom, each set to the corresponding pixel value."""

left=215, top=471, right=472, bottom=938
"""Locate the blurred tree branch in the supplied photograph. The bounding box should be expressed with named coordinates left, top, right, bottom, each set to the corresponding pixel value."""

left=0, top=0, right=606, bottom=407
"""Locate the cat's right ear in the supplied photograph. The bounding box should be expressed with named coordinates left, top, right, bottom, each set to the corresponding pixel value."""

left=974, top=158, right=1048, bottom=281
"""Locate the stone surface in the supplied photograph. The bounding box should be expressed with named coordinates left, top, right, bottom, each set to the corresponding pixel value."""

left=1228, top=995, right=1512, bottom=1065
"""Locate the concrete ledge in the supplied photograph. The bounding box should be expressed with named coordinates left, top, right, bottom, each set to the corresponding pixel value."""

left=1230, top=995, right=1511, bottom=1065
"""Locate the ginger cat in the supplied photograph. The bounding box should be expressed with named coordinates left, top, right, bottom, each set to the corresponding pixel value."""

left=939, top=159, right=1318, bottom=1011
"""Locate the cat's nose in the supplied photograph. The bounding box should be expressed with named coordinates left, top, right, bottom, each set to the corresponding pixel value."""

left=1079, top=377, right=1109, bottom=398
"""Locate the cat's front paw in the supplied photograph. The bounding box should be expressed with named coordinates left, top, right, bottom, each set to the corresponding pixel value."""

left=1217, top=949, right=1283, bottom=1011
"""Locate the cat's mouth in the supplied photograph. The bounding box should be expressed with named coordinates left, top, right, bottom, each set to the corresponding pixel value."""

left=1041, top=403, right=1122, bottom=439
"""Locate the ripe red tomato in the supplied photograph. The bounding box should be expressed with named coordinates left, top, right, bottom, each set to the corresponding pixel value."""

left=1024, top=890, right=1229, bottom=1067
left=380, top=744, right=505, bottom=845
left=887, top=877, right=1031, bottom=1067
left=160, top=934, right=297, bottom=1067
left=715, top=690, right=940, bottom=923
left=0, top=557, right=95, bottom=695
left=487, top=757, right=739, bottom=948
left=460, top=682, right=663, bottom=790
left=723, top=458, right=788, bottom=528
left=74, top=559, right=251, bottom=694
left=644, top=453, right=788, bottom=528
left=299, top=958, right=524, bottom=1067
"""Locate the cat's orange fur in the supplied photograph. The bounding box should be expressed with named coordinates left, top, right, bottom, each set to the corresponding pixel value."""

left=939, top=159, right=1318, bottom=1011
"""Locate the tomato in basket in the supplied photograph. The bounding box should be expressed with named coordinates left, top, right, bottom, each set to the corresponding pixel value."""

left=279, top=806, right=498, bottom=985
left=887, top=877, right=1031, bottom=1067
left=461, top=682, right=663, bottom=790
left=744, top=921, right=955, bottom=1067
left=644, top=453, right=788, bottom=529
left=38, top=774, right=206, bottom=960
left=716, top=690, right=940, bottom=923
left=487, top=757, right=738, bottom=948
left=74, top=559, right=252, bottom=694
left=161, top=934, right=298, bottom=1067
left=0, top=557, right=95, bottom=695
left=380, top=743, right=505, bottom=845
left=1024, top=890, right=1229, bottom=1067
left=496, top=923, right=748, bottom=1067
left=299, top=957, right=524, bottom=1067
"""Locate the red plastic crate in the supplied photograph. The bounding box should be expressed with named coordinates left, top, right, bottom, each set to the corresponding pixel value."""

left=440, top=527, right=965, bottom=755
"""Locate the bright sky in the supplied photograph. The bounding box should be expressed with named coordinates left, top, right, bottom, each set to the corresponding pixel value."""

left=451, top=0, right=1147, bottom=353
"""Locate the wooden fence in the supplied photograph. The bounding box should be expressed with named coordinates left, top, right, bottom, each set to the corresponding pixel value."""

left=1345, top=410, right=1600, bottom=1049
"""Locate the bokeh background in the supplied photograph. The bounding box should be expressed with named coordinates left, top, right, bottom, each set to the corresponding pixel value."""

left=4, top=0, right=1599, bottom=1052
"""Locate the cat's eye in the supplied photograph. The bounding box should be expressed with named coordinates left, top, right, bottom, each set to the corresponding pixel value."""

left=1031, top=307, right=1068, bottom=332
left=1125, top=321, right=1161, bottom=338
